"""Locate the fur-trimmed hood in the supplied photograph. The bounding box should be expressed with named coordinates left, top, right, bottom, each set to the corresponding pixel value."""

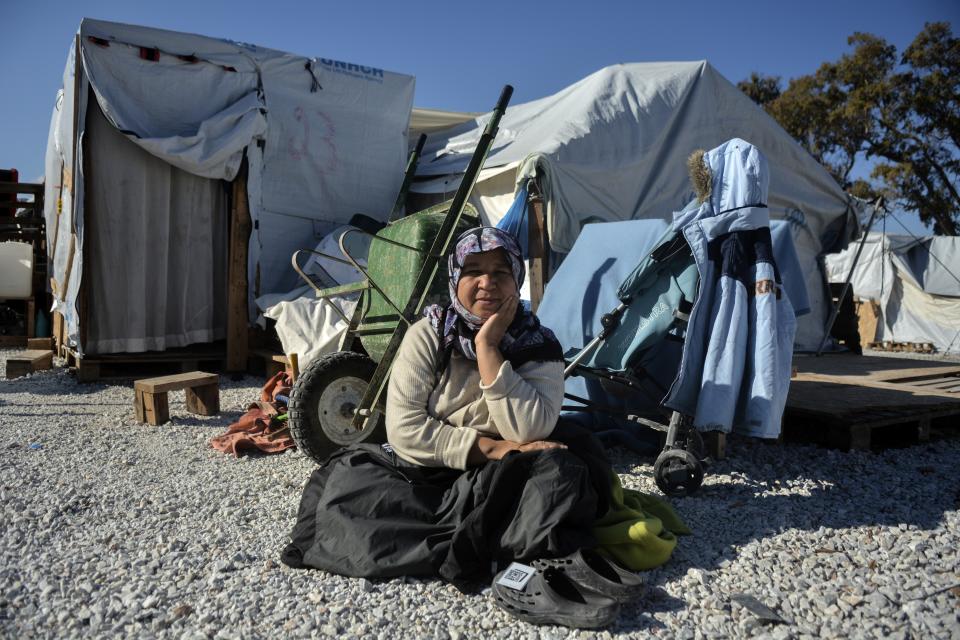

left=680, top=138, right=770, bottom=224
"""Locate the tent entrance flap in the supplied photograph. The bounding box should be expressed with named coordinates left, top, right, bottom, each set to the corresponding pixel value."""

left=84, top=97, right=228, bottom=354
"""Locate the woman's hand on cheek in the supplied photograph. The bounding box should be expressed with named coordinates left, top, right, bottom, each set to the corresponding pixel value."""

left=475, top=294, right=518, bottom=348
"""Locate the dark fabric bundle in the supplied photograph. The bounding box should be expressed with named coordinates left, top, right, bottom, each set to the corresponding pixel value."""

left=282, top=422, right=610, bottom=590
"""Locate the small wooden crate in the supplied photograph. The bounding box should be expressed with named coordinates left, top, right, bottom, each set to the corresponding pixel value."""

left=134, top=371, right=220, bottom=426
left=6, top=349, right=53, bottom=379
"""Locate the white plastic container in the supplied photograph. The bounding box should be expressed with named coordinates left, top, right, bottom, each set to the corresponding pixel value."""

left=0, top=241, right=33, bottom=299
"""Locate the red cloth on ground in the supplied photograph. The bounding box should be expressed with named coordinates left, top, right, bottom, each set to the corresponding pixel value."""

left=210, top=371, right=296, bottom=457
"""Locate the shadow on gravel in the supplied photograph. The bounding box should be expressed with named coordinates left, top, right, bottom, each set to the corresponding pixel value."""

left=0, top=398, right=131, bottom=407
left=612, top=590, right=689, bottom=634
left=0, top=378, right=121, bottom=396
left=172, top=412, right=245, bottom=428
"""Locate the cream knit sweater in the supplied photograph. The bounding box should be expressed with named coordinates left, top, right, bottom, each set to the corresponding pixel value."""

left=385, top=318, right=565, bottom=470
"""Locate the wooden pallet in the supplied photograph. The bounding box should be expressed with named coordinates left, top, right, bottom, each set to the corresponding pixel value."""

left=784, top=354, right=960, bottom=450
left=868, top=341, right=937, bottom=354
left=64, top=343, right=227, bottom=382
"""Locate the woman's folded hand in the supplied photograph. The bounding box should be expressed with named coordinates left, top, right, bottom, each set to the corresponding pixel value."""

left=469, top=435, right=568, bottom=465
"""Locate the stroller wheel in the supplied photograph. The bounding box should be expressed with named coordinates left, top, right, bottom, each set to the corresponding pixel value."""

left=288, top=351, right=386, bottom=465
left=653, top=449, right=704, bottom=497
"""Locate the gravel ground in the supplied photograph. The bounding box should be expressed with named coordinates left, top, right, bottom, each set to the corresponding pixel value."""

left=1, top=349, right=958, bottom=639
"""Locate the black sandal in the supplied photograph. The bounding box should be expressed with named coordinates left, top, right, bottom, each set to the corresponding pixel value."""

left=491, top=564, right=620, bottom=628
left=532, top=548, right=645, bottom=603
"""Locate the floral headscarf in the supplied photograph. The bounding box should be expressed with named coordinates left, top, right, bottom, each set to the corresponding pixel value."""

left=424, top=227, right=563, bottom=372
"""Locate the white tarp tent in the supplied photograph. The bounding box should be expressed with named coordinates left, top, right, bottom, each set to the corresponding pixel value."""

left=410, top=62, right=858, bottom=350
left=824, top=232, right=960, bottom=353
left=44, top=18, right=414, bottom=354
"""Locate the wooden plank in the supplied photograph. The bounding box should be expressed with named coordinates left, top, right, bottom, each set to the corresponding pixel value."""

left=134, top=389, right=147, bottom=423
left=7, top=350, right=52, bottom=363
left=788, top=377, right=960, bottom=415
left=82, top=344, right=225, bottom=364
left=134, top=371, right=219, bottom=394
left=52, top=310, right=64, bottom=356
left=793, top=353, right=960, bottom=382
left=27, top=338, right=53, bottom=350
left=905, top=376, right=960, bottom=387
left=0, top=183, right=44, bottom=195
left=798, top=372, right=960, bottom=401
left=141, top=391, right=169, bottom=426
left=0, top=336, right=27, bottom=348
left=226, top=165, right=251, bottom=372
left=6, top=350, right=53, bottom=378
left=185, top=383, right=220, bottom=416
left=527, top=194, right=547, bottom=313
left=75, top=360, right=100, bottom=383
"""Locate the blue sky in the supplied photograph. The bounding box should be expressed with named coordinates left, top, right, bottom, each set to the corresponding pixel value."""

left=2, top=0, right=956, bottom=233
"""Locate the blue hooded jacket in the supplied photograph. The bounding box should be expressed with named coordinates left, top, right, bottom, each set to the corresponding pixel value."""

left=664, top=139, right=796, bottom=438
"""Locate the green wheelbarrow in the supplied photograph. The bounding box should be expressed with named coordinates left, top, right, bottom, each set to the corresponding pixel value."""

left=288, top=86, right=513, bottom=464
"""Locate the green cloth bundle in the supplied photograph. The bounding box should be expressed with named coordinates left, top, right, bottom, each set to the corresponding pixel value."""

left=593, top=471, right=691, bottom=570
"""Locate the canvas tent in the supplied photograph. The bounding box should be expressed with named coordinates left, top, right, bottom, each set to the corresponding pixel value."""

left=409, top=62, right=859, bottom=350
left=44, top=18, right=414, bottom=355
left=824, top=232, right=960, bottom=353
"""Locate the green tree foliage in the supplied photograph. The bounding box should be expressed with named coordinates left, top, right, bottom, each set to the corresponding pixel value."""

left=740, top=22, right=960, bottom=235
left=736, top=72, right=782, bottom=106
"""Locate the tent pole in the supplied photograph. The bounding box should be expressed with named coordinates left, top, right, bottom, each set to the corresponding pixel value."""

left=816, top=197, right=884, bottom=356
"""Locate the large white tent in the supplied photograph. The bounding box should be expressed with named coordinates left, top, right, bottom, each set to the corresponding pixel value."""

left=824, top=232, right=960, bottom=353
left=44, top=19, right=414, bottom=355
left=409, top=62, right=859, bottom=350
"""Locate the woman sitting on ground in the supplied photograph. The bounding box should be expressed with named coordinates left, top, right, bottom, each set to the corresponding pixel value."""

left=284, top=227, right=684, bottom=626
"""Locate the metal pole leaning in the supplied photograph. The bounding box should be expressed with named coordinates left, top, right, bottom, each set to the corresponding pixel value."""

left=388, top=133, right=428, bottom=223
left=816, top=196, right=885, bottom=356
left=351, top=85, right=514, bottom=429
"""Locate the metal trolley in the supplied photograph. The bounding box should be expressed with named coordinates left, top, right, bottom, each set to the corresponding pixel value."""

left=287, top=86, right=513, bottom=463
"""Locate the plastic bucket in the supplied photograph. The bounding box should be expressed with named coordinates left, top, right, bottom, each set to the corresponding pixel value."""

left=0, top=241, right=33, bottom=299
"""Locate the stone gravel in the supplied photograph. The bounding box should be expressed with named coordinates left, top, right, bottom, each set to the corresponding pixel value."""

left=1, top=348, right=958, bottom=639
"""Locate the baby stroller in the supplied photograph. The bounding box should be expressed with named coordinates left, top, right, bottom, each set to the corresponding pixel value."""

left=556, top=139, right=797, bottom=497
left=560, top=224, right=707, bottom=497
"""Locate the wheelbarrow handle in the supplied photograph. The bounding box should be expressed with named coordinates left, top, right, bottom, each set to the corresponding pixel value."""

left=494, top=85, right=514, bottom=115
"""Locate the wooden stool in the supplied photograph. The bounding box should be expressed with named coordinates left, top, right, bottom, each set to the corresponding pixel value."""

left=6, top=349, right=53, bottom=379
left=134, top=371, right=220, bottom=425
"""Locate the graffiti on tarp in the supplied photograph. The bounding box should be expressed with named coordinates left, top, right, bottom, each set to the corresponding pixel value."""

left=288, top=106, right=338, bottom=176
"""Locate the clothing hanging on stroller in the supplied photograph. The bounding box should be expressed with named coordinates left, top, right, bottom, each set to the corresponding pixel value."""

left=540, top=138, right=799, bottom=495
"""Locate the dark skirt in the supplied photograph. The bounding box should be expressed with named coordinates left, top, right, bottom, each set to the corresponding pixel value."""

left=281, top=421, right=611, bottom=589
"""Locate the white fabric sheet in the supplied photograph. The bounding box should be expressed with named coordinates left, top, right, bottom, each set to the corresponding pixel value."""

left=84, top=100, right=228, bottom=354
left=262, top=295, right=357, bottom=369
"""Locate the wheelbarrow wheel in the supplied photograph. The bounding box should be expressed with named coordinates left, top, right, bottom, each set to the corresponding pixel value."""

left=288, top=351, right=387, bottom=465
left=653, top=449, right=704, bottom=497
